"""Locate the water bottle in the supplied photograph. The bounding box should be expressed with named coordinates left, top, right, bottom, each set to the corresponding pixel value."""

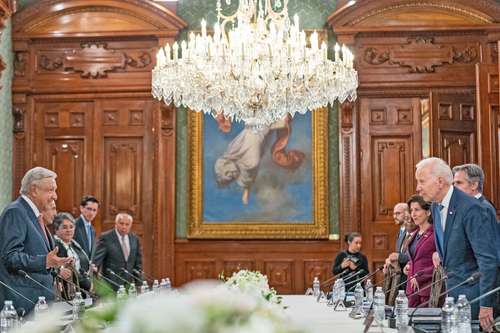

left=0, top=300, right=18, bottom=333
left=128, top=283, right=137, bottom=298
left=456, top=295, right=471, bottom=333
left=374, top=286, right=386, bottom=325
left=140, top=281, right=149, bottom=295
left=365, top=279, right=374, bottom=303
left=34, top=296, right=49, bottom=319
left=152, top=279, right=160, bottom=295
left=116, top=285, right=127, bottom=300
left=313, top=277, right=320, bottom=298
left=395, top=290, right=409, bottom=329
left=441, top=296, right=457, bottom=333
left=164, top=277, right=172, bottom=290
left=72, top=292, right=85, bottom=320
left=354, top=282, right=364, bottom=309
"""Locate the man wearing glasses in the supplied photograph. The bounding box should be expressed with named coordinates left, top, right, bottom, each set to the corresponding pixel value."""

left=73, top=196, right=99, bottom=259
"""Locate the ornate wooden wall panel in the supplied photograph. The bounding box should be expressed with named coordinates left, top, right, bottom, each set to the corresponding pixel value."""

left=329, top=0, right=500, bottom=274
left=12, top=0, right=186, bottom=282
left=477, top=63, right=500, bottom=217
left=431, top=92, right=477, bottom=166
left=359, top=97, right=422, bottom=281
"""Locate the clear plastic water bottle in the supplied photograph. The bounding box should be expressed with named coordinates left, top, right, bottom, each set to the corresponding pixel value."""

left=72, top=292, right=85, bottom=320
left=331, top=279, right=339, bottom=304
left=128, top=283, right=137, bottom=298
left=164, top=277, right=172, bottom=290
left=152, top=279, right=160, bottom=295
left=441, top=296, right=457, bottom=333
left=0, top=300, right=18, bottom=333
left=365, top=279, right=374, bottom=303
left=140, top=281, right=149, bottom=295
left=313, top=276, right=320, bottom=298
left=34, top=296, right=49, bottom=318
left=374, top=286, right=386, bottom=325
left=395, top=290, right=409, bottom=329
left=116, top=285, right=127, bottom=300
left=354, top=282, right=364, bottom=309
left=456, top=295, right=471, bottom=333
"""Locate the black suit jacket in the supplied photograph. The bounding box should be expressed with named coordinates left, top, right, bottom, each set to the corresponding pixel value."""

left=92, top=229, right=142, bottom=290
left=73, top=216, right=95, bottom=260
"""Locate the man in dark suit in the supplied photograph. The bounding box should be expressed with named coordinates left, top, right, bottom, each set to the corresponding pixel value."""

left=416, top=158, right=497, bottom=331
left=93, top=213, right=142, bottom=290
left=0, top=167, right=71, bottom=313
left=384, top=204, right=412, bottom=281
left=73, top=195, right=99, bottom=260
left=452, top=163, right=500, bottom=319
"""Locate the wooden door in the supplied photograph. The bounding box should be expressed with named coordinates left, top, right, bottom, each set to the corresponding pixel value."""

left=430, top=92, right=477, bottom=167
left=476, top=63, right=500, bottom=216
left=360, top=97, right=422, bottom=282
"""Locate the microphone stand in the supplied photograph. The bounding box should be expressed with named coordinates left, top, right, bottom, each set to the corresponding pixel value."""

left=96, top=273, right=121, bottom=290
left=0, top=279, right=36, bottom=305
left=57, top=274, right=97, bottom=300
left=348, top=267, right=383, bottom=288
left=107, top=269, right=130, bottom=286
left=18, top=270, right=73, bottom=307
left=121, top=268, right=142, bottom=284
left=408, top=272, right=480, bottom=326
left=133, top=269, right=153, bottom=282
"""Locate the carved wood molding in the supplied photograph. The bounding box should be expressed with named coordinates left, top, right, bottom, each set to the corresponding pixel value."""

left=363, top=37, right=478, bottom=73
left=38, top=43, right=153, bottom=79
left=12, top=105, right=25, bottom=133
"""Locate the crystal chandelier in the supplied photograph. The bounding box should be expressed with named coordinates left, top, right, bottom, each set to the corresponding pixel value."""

left=152, top=0, right=358, bottom=130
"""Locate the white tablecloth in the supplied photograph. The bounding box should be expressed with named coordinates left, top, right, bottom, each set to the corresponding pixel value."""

left=282, top=295, right=397, bottom=333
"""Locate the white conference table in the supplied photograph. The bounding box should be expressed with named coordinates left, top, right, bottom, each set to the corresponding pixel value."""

left=282, top=295, right=397, bottom=333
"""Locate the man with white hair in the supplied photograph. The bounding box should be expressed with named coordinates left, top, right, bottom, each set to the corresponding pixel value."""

left=0, top=167, right=72, bottom=313
left=93, top=212, right=143, bottom=290
left=415, top=157, right=497, bottom=330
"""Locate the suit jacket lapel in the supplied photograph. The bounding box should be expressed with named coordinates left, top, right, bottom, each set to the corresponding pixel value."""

left=78, top=219, right=90, bottom=255
left=414, top=228, right=432, bottom=256
left=443, top=190, right=457, bottom=263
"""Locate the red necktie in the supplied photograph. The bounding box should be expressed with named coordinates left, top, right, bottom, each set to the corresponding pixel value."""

left=38, top=215, right=49, bottom=244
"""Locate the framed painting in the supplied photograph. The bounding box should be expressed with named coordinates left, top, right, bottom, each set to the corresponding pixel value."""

left=188, top=108, right=329, bottom=239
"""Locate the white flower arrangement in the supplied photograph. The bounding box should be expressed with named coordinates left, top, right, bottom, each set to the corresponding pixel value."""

left=12, top=279, right=302, bottom=333
left=223, top=270, right=282, bottom=306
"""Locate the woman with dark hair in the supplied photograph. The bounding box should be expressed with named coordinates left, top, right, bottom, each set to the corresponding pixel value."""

left=332, top=232, right=369, bottom=291
left=53, top=212, right=91, bottom=299
left=404, top=195, right=436, bottom=307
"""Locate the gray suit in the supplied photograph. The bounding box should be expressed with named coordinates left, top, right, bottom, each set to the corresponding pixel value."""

left=0, top=197, right=54, bottom=313
left=433, top=188, right=497, bottom=319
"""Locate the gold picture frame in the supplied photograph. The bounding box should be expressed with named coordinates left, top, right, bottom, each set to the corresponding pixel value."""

left=188, top=108, right=329, bottom=239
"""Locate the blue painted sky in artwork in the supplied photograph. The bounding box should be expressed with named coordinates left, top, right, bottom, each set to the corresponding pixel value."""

left=203, top=113, right=313, bottom=223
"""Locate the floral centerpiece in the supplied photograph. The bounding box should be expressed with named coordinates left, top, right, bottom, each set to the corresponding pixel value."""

left=222, top=270, right=282, bottom=306
left=13, top=279, right=301, bottom=333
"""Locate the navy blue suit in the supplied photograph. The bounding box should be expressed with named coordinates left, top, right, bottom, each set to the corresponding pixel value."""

left=0, top=197, right=55, bottom=313
left=433, top=188, right=497, bottom=319
left=73, top=216, right=95, bottom=260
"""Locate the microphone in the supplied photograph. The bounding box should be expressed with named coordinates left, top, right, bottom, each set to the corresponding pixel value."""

left=18, top=270, right=72, bottom=306
left=374, top=271, right=399, bottom=288
left=106, top=269, right=130, bottom=285
left=133, top=269, right=153, bottom=282
left=468, top=283, right=500, bottom=305
left=56, top=274, right=96, bottom=299
left=406, top=271, right=453, bottom=299
left=121, top=268, right=142, bottom=284
left=343, top=269, right=365, bottom=283
left=322, top=268, right=350, bottom=287
left=348, top=267, right=384, bottom=287
left=0, top=279, right=36, bottom=305
left=384, top=271, right=423, bottom=295
left=408, top=272, right=480, bottom=325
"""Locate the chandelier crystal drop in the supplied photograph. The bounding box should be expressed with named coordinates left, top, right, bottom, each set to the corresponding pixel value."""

left=152, top=0, right=358, bottom=131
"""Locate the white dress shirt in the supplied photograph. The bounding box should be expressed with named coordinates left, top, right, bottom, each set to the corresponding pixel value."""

left=21, top=194, right=41, bottom=218
left=439, top=186, right=454, bottom=231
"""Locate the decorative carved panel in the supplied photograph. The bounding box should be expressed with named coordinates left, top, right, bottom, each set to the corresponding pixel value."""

left=129, top=110, right=144, bottom=126
left=70, top=112, right=85, bottom=128
left=45, top=140, right=84, bottom=216
left=438, top=103, right=453, bottom=120
left=370, top=109, right=386, bottom=125
left=459, top=104, right=474, bottom=121
left=264, top=261, right=294, bottom=294
left=304, top=260, right=333, bottom=291
left=440, top=132, right=474, bottom=167
left=103, top=110, right=119, bottom=126
left=103, top=139, right=142, bottom=219
left=44, top=112, right=59, bottom=128
left=12, top=105, right=25, bottom=133
left=14, top=51, right=27, bottom=77
left=223, top=260, right=256, bottom=278
left=185, top=260, right=217, bottom=281
left=64, top=43, right=126, bottom=79
left=372, top=233, right=388, bottom=251
left=397, top=109, right=412, bottom=125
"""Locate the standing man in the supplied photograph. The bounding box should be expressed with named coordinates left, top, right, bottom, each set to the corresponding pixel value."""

left=93, top=213, right=142, bottom=290
left=416, top=157, right=497, bottom=330
left=73, top=196, right=99, bottom=259
left=452, top=163, right=500, bottom=318
left=384, top=203, right=412, bottom=273
left=0, top=167, right=71, bottom=313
